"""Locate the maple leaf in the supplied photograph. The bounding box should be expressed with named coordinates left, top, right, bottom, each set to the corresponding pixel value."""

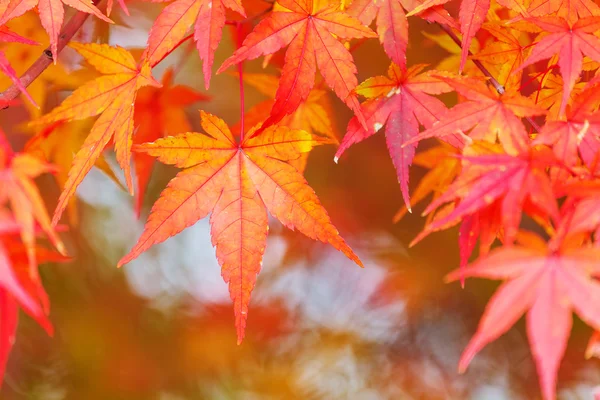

left=335, top=64, right=466, bottom=210
left=133, top=67, right=209, bottom=217
left=347, top=0, right=459, bottom=63
left=346, top=0, right=456, bottom=68
left=405, top=74, right=547, bottom=155
left=407, top=0, right=489, bottom=71
left=143, top=0, right=246, bottom=89
left=446, top=240, right=600, bottom=400
left=0, top=232, right=69, bottom=387
left=217, top=0, right=377, bottom=131
left=118, top=111, right=362, bottom=343
left=0, top=0, right=113, bottom=60
left=419, top=142, right=559, bottom=245
left=34, top=42, right=161, bottom=226
left=516, top=16, right=600, bottom=116
left=0, top=132, right=66, bottom=274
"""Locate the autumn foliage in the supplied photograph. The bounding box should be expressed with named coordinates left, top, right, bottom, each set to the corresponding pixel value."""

left=2, top=0, right=600, bottom=396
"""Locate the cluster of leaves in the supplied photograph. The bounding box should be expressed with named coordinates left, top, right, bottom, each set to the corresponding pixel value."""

left=1, top=0, right=600, bottom=396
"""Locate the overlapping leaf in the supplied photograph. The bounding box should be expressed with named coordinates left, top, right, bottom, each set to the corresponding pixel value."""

left=34, top=42, right=160, bottom=225
left=143, top=0, right=245, bottom=89
left=217, top=0, right=377, bottom=131
left=405, top=74, right=547, bottom=155
left=0, top=132, right=66, bottom=272
left=335, top=64, right=465, bottom=210
left=119, top=111, right=362, bottom=343
left=346, top=0, right=455, bottom=68
left=516, top=16, right=600, bottom=116
left=419, top=142, right=559, bottom=245
left=0, top=229, right=68, bottom=388
left=407, top=0, right=489, bottom=71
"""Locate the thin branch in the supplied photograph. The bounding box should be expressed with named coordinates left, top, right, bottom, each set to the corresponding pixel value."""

left=0, top=2, right=102, bottom=109
left=236, top=22, right=245, bottom=142
left=437, top=23, right=542, bottom=133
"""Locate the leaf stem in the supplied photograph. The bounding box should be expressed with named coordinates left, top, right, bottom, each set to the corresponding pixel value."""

left=151, top=33, right=194, bottom=68
left=437, top=23, right=542, bottom=133
left=236, top=22, right=245, bottom=142
left=0, top=1, right=103, bottom=109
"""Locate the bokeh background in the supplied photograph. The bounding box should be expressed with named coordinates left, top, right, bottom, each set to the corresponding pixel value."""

left=2, top=2, right=600, bottom=399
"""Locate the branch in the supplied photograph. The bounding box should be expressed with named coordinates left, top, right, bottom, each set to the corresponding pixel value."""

left=0, top=5, right=101, bottom=109
left=437, top=23, right=542, bottom=133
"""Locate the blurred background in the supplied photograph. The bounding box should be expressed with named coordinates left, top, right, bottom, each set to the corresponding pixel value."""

left=1, top=2, right=600, bottom=399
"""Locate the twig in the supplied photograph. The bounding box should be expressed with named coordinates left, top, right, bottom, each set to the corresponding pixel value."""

left=236, top=22, right=245, bottom=142
left=0, top=2, right=102, bottom=109
left=437, top=23, right=542, bottom=133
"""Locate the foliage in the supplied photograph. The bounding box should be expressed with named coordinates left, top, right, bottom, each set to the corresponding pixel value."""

left=0, top=0, right=600, bottom=397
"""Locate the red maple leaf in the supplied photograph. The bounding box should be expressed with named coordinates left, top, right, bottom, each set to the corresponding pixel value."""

left=405, top=74, right=546, bottom=155
left=335, top=64, right=465, bottom=210
left=143, top=0, right=246, bottom=89
left=217, top=0, right=377, bottom=131
left=516, top=16, right=600, bottom=116
left=447, top=240, right=600, bottom=400
left=420, top=143, right=559, bottom=245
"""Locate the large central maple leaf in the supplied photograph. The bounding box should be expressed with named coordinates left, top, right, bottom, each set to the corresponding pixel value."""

left=118, top=111, right=362, bottom=342
left=447, top=240, right=600, bottom=400
left=217, top=0, right=377, bottom=131
left=34, top=42, right=160, bottom=225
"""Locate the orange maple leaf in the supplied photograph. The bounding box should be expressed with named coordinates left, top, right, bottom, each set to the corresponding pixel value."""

left=472, top=22, right=529, bottom=88
left=447, top=239, right=600, bottom=400
left=118, top=111, right=362, bottom=343
left=0, top=0, right=113, bottom=60
left=34, top=42, right=161, bottom=225
left=143, top=0, right=245, bottom=89
left=217, top=0, right=377, bottom=131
